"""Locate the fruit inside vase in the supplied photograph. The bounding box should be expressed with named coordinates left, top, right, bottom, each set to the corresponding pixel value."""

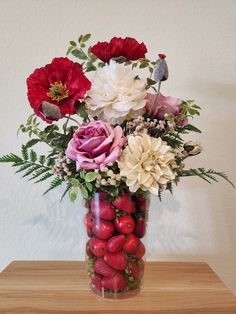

left=84, top=190, right=149, bottom=298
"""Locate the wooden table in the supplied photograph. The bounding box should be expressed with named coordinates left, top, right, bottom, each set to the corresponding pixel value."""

left=0, top=261, right=235, bottom=313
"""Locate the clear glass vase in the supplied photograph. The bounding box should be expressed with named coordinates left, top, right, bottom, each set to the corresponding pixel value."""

left=84, top=190, right=149, bottom=299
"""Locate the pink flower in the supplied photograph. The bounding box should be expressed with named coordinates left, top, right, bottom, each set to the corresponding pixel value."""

left=145, top=93, right=188, bottom=126
left=65, top=121, right=126, bottom=170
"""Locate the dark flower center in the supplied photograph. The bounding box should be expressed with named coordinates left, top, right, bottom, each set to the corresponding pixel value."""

left=47, top=81, right=69, bottom=102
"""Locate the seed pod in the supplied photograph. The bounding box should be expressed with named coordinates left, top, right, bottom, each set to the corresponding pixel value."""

left=154, top=54, right=168, bottom=82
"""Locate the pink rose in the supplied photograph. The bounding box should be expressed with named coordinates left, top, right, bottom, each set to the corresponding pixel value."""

left=145, top=93, right=188, bottom=126
left=65, top=121, right=126, bottom=170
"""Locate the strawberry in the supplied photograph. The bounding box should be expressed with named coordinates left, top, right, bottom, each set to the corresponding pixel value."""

left=114, top=215, right=135, bottom=234
left=92, top=219, right=114, bottom=239
left=123, top=233, right=140, bottom=254
left=134, top=217, right=146, bottom=238
left=128, top=261, right=140, bottom=279
left=86, top=226, right=94, bottom=238
left=84, top=212, right=95, bottom=229
left=101, top=272, right=126, bottom=291
left=91, top=273, right=103, bottom=291
left=94, top=257, right=117, bottom=277
left=135, top=242, right=146, bottom=259
left=90, top=199, right=116, bottom=220
left=89, top=237, right=108, bottom=257
left=104, top=250, right=127, bottom=271
left=113, top=194, right=136, bottom=213
left=128, top=260, right=145, bottom=279
left=107, top=234, right=126, bottom=253
left=86, top=241, right=94, bottom=258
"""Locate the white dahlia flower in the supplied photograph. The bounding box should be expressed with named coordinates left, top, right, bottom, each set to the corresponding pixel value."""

left=87, top=60, right=147, bottom=124
left=118, top=133, right=176, bottom=194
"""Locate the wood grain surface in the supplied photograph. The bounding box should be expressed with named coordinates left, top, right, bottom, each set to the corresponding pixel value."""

left=0, top=261, right=235, bottom=313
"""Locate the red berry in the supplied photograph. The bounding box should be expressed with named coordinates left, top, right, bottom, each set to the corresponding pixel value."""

left=92, top=219, right=114, bottom=240
left=89, top=237, right=108, bottom=257
left=101, top=272, right=126, bottom=291
left=113, top=194, right=136, bottom=213
left=134, top=217, right=146, bottom=238
left=135, top=242, right=146, bottom=259
left=94, top=257, right=117, bottom=277
left=84, top=212, right=95, bottom=229
left=104, top=251, right=127, bottom=271
left=114, top=215, right=135, bottom=235
left=90, top=199, right=115, bottom=220
left=107, top=234, right=126, bottom=253
left=91, top=273, right=103, bottom=291
left=123, top=233, right=140, bottom=254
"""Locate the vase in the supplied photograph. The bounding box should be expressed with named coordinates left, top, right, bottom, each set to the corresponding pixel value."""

left=83, top=190, right=149, bottom=299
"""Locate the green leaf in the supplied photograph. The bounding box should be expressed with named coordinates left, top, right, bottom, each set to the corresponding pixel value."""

left=25, top=139, right=41, bottom=149
left=86, top=64, right=97, bottom=72
left=85, top=172, right=97, bottom=182
left=147, top=78, right=156, bottom=86
left=182, top=124, right=201, bottom=133
left=66, top=46, right=74, bottom=56
left=69, top=187, right=78, bottom=202
left=78, top=35, right=83, bottom=43
left=86, top=181, right=93, bottom=192
left=72, top=49, right=88, bottom=60
left=69, top=40, right=76, bottom=47
left=69, top=178, right=80, bottom=186
left=82, top=33, right=91, bottom=42
left=80, top=185, right=88, bottom=198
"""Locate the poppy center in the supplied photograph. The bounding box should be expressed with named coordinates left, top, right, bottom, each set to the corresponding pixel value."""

left=47, top=81, right=69, bottom=101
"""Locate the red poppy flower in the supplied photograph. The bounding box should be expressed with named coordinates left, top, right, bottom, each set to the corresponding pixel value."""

left=27, top=57, right=91, bottom=123
left=91, top=37, right=147, bottom=63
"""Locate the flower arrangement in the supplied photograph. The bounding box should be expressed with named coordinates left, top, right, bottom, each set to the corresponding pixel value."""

left=0, top=34, right=234, bottom=297
left=0, top=34, right=232, bottom=200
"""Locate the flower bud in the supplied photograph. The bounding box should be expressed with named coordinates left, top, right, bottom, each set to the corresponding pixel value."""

left=154, top=54, right=168, bottom=82
left=184, top=141, right=202, bottom=156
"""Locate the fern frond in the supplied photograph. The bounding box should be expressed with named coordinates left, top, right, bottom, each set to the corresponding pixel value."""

left=178, top=168, right=235, bottom=188
left=60, top=184, right=70, bottom=201
left=43, top=176, right=63, bottom=195
left=21, top=145, right=29, bottom=160
left=0, top=154, right=23, bottom=163
left=15, top=163, right=32, bottom=173
left=28, top=168, right=49, bottom=181
left=29, top=150, right=37, bottom=163
left=35, top=172, right=53, bottom=183
left=22, top=165, right=41, bottom=178
left=46, top=157, right=56, bottom=167
left=39, top=155, right=46, bottom=165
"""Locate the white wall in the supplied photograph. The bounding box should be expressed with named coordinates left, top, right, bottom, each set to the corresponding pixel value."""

left=0, top=0, right=236, bottom=294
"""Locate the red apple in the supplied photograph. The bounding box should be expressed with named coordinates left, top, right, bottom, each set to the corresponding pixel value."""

left=113, top=194, right=135, bottom=213
left=104, top=250, right=127, bottom=271
left=135, top=242, right=146, bottom=259
left=134, top=217, right=146, bottom=238
left=107, top=234, right=126, bottom=253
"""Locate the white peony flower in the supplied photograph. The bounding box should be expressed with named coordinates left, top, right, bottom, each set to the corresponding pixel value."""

left=118, top=133, right=176, bottom=195
left=86, top=60, right=147, bottom=124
